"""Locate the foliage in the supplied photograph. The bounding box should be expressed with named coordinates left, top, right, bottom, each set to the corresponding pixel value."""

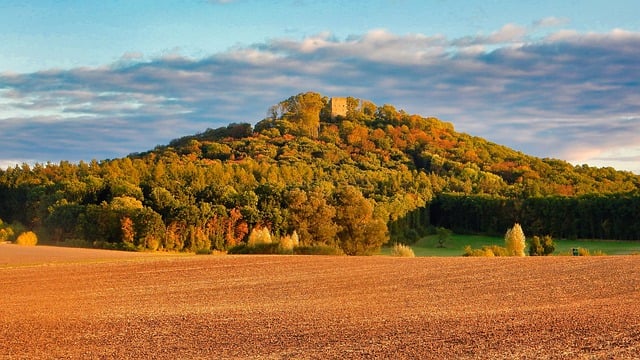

left=463, top=244, right=508, bottom=257
left=571, top=247, right=607, bottom=256
left=430, top=193, right=640, bottom=240
left=58, top=238, right=93, bottom=248
left=0, top=219, right=15, bottom=242
left=228, top=243, right=288, bottom=255
left=505, top=223, right=526, bottom=257
left=248, top=227, right=272, bottom=246
left=293, top=245, right=345, bottom=256
left=435, top=227, right=452, bottom=248
left=333, top=186, right=388, bottom=255
left=279, top=231, right=299, bottom=251
left=0, top=91, right=638, bottom=257
left=528, top=235, right=555, bottom=256
left=391, top=243, right=415, bottom=257
left=15, top=231, right=38, bottom=246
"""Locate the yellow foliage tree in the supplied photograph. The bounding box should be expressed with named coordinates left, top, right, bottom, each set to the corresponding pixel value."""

left=16, top=231, right=38, bottom=246
left=505, top=223, right=526, bottom=257
left=247, top=227, right=272, bottom=246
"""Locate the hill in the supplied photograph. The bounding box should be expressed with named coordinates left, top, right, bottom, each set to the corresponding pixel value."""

left=1, top=91, right=639, bottom=253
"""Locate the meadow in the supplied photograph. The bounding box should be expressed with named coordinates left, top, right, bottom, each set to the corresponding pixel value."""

left=393, top=234, right=640, bottom=257
left=1, top=243, right=639, bottom=359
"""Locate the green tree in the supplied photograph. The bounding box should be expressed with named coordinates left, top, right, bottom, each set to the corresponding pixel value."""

left=333, top=186, right=388, bottom=255
left=286, top=188, right=339, bottom=246
left=275, top=92, right=325, bottom=137
left=528, top=235, right=555, bottom=256
left=436, top=227, right=452, bottom=248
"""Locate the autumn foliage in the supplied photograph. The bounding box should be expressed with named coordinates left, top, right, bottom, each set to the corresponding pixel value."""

left=0, top=92, right=638, bottom=256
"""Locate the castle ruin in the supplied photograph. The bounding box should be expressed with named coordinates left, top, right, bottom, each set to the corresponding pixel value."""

left=330, top=97, right=348, bottom=120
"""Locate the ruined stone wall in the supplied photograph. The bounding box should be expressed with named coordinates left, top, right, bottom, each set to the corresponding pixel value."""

left=330, top=97, right=348, bottom=120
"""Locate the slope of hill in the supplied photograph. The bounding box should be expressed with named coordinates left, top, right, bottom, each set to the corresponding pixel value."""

left=1, top=91, right=639, bottom=253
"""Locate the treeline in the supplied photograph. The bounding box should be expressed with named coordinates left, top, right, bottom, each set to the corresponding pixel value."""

left=1, top=92, right=639, bottom=253
left=0, top=157, right=401, bottom=254
left=429, top=193, right=640, bottom=240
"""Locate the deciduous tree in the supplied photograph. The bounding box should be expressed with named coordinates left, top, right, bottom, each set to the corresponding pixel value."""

left=505, top=223, right=526, bottom=256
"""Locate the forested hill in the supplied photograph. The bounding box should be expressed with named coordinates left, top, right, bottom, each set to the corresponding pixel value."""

left=1, top=92, right=639, bottom=254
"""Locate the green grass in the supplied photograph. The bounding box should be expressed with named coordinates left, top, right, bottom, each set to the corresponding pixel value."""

left=551, top=239, right=640, bottom=255
left=383, top=234, right=640, bottom=257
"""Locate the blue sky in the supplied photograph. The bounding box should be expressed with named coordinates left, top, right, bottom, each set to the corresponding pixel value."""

left=1, top=0, right=639, bottom=173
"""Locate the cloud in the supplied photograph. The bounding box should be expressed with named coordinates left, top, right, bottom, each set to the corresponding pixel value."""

left=532, top=16, right=570, bottom=28
left=1, top=25, right=639, bottom=173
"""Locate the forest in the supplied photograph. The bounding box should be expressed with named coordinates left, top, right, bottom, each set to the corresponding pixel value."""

left=1, top=92, right=639, bottom=254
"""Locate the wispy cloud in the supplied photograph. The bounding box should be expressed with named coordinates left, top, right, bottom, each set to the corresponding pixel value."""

left=532, top=16, right=570, bottom=28
left=1, top=23, right=639, bottom=173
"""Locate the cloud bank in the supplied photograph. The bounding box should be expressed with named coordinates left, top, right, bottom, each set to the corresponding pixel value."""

left=1, top=24, right=639, bottom=173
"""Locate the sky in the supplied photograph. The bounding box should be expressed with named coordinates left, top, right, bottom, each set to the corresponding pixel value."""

left=1, top=0, right=639, bottom=173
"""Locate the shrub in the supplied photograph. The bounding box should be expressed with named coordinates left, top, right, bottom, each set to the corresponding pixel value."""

left=15, top=231, right=38, bottom=246
left=463, top=244, right=508, bottom=257
left=505, top=223, right=526, bottom=257
left=435, top=227, right=452, bottom=248
left=228, top=243, right=287, bottom=255
left=404, top=229, right=420, bottom=244
left=486, top=245, right=509, bottom=256
left=60, top=238, right=92, bottom=248
left=574, top=248, right=606, bottom=256
left=391, top=243, right=415, bottom=257
left=0, top=219, right=23, bottom=243
left=529, top=235, right=555, bottom=256
left=247, top=227, right=272, bottom=246
left=293, top=245, right=345, bottom=256
left=279, top=231, right=299, bottom=251
left=463, top=245, right=491, bottom=257
left=0, top=227, right=14, bottom=242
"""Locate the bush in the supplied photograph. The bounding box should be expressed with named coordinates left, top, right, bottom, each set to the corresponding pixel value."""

left=279, top=231, right=299, bottom=251
left=293, top=245, right=345, bottom=256
left=575, top=248, right=606, bottom=256
left=391, top=243, right=415, bottom=257
left=0, top=227, right=14, bottom=242
left=59, top=238, right=92, bottom=248
left=15, top=231, right=38, bottom=246
left=228, top=243, right=288, bottom=255
left=578, top=247, right=590, bottom=256
left=435, top=227, right=452, bottom=248
left=528, top=235, right=555, bottom=256
left=463, top=244, right=508, bottom=257
left=247, top=227, right=272, bottom=246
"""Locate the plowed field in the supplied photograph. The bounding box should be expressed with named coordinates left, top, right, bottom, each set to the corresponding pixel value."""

left=1, top=244, right=639, bottom=359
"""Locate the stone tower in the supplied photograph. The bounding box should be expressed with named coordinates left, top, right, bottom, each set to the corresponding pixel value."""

left=330, top=97, right=348, bottom=120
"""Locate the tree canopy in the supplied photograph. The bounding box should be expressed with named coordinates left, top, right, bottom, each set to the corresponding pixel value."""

left=1, top=91, right=639, bottom=254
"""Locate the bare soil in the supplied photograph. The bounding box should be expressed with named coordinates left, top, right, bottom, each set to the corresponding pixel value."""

left=1, top=244, right=639, bottom=359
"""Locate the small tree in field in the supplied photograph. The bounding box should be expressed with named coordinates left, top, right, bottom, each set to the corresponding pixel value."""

left=505, top=223, right=526, bottom=257
left=436, top=227, right=452, bottom=248
left=529, top=235, right=555, bottom=256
